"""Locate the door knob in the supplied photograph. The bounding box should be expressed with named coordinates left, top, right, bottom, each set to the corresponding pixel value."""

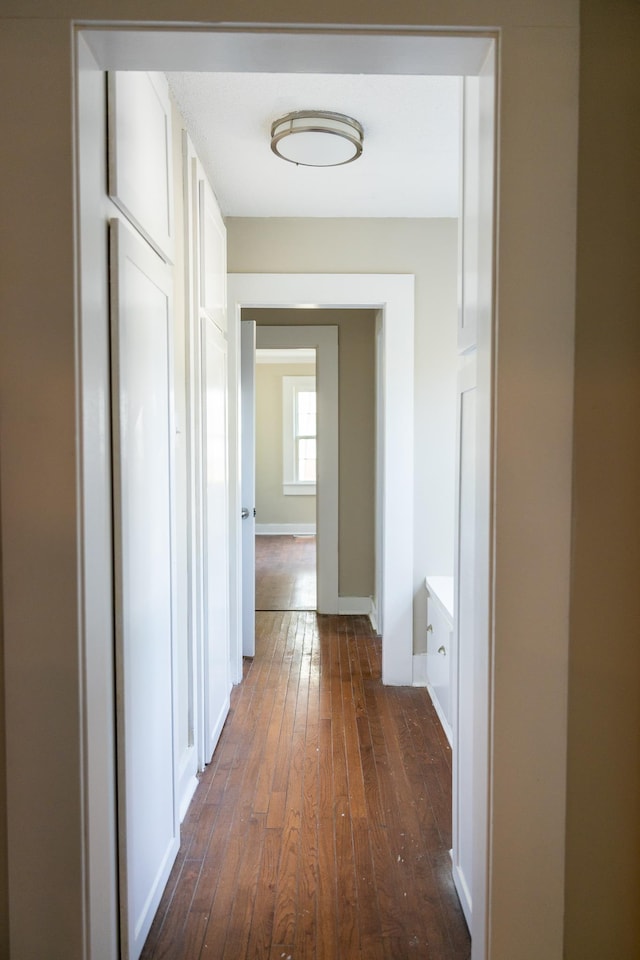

left=241, top=507, right=250, bottom=519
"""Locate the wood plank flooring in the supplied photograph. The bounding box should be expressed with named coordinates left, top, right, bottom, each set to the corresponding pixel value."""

left=141, top=611, right=471, bottom=959
left=255, top=535, right=317, bottom=611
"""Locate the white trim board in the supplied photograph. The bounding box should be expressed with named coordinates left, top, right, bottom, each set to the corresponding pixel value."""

left=256, top=348, right=316, bottom=364
left=413, top=655, right=453, bottom=745
left=338, top=597, right=372, bottom=615
left=369, top=599, right=380, bottom=635
left=228, top=273, right=414, bottom=686
left=255, top=524, right=316, bottom=535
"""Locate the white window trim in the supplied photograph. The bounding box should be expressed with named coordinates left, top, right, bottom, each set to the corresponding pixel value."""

left=282, top=375, right=316, bottom=495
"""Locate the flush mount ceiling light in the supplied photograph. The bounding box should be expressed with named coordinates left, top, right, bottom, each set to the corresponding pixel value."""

left=270, top=110, right=364, bottom=167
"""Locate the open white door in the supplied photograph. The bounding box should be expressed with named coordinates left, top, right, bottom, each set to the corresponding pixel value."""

left=201, top=315, right=232, bottom=764
left=240, top=319, right=256, bottom=656
left=110, top=219, right=179, bottom=960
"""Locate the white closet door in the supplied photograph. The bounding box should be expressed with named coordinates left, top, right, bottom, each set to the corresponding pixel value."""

left=201, top=315, right=231, bottom=763
left=110, top=219, right=179, bottom=960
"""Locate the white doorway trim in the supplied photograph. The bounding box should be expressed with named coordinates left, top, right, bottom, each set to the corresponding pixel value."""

left=64, top=21, right=578, bottom=960
left=227, top=273, right=415, bottom=687
left=255, top=324, right=339, bottom=618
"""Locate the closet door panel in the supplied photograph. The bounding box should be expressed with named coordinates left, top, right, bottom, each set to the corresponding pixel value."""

left=201, top=315, right=231, bottom=763
left=110, top=219, right=179, bottom=960
left=108, top=71, right=174, bottom=263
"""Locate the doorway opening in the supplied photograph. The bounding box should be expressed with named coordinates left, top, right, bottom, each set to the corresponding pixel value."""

left=254, top=344, right=318, bottom=612
left=76, top=24, right=496, bottom=960
left=248, top=307, right=379, bottom=623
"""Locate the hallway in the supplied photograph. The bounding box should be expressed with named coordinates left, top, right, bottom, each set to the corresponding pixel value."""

left=141, top=607, right=470, bottom=959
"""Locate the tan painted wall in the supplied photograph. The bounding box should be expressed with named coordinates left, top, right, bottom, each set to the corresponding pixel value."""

left=564, top=2, right=640, bottom=956
left=253, top=309, right=376, bottom=599
left=255, top=361, right=317, bottom=525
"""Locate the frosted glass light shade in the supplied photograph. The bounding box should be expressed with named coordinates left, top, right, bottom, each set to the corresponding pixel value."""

left=270, top=111, right=364, bottom=167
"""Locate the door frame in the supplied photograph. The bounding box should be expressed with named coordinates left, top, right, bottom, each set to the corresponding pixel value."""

left=227, top=274, right=415, bottom=687
left=60, top=19, right=578, bottom=960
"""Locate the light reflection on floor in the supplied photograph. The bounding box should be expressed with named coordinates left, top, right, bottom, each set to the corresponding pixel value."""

left=255, top=534, right=317, bottom=611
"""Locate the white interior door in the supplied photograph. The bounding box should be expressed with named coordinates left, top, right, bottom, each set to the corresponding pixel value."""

left=110, top=218, right=179, bottom=960
left=201, top=315, right=231, bottom=764
left=241, top=319, right=256, bottom=656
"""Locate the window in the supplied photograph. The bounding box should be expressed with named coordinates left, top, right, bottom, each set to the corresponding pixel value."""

left=283, top=375, right=316, bottom=495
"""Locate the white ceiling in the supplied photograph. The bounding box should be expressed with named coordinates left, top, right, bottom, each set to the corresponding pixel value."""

left=166, top=71, right=461, bottom=219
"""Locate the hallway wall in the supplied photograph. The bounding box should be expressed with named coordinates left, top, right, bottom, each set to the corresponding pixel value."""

left=0, top=5, right=583, bottom=958
left=228, top=218, right=458, bottom=646
left=565, top=2, right=640, bottom=955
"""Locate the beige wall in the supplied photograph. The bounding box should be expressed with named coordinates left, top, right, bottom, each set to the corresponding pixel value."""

left=0, top=5, right=604, bottom=959
left=564, top=2, right=640, bottom=956
left=229, top=219, right=458, bottom=633
left=255, top=361, right=317, bottom=526
left=253, top=309, right=376, bottom=599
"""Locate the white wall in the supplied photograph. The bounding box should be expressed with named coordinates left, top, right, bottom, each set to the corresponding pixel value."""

left=227, top=218, right=459, bottom=649
left=169, top=97, right=191, bottom=795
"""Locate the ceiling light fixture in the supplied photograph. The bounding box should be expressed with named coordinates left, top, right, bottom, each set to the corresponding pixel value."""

left=270, top=110, right=364, bottom=167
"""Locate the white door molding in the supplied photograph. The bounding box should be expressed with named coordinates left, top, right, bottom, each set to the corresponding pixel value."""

left=227, top=273, right=415, bottom=687
left=66, top=22, right=580, bottom=960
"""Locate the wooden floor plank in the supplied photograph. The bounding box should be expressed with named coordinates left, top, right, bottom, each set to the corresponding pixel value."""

left=141, top=537, right=470, bottom=960
left=255, top=534, right=317, bottom=611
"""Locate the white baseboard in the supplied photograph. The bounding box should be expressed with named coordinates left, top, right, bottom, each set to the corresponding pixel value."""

left=178, top=773, right=199, bottom=823
left=255, top=523, right=316, bottom=535
left=338, top=596, right=372, bottom=615
left=204, top=692, right=231, bottom=767
left=413, top=655, right=453, bottom=744
left=412, top=652, right=429, bottom=686
left=452, top=860, right=473, bottom=931
left=176, top=743, right=199, bottom=823
left=369, top=599, right=380, bottom=634
left=427, top=681, right=452, bottom=745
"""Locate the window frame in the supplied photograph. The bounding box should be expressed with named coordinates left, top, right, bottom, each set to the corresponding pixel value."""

left=282, top=374, right=317, bottom=495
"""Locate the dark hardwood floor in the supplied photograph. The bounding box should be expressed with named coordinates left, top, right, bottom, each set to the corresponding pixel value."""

left=255, top=535, right=316, bottom=611
left=141, top=539, right=470, bottom=960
